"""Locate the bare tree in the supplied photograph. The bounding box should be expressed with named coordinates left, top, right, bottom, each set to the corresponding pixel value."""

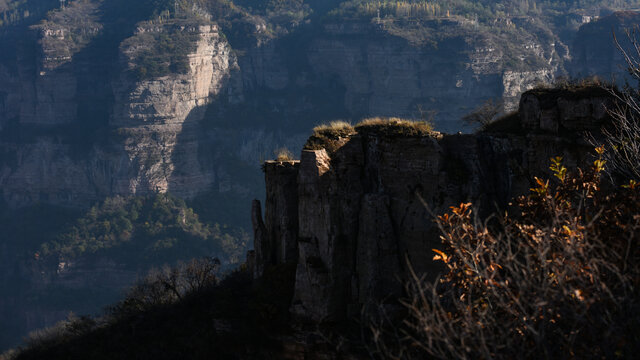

left=462, top=98, right=503, bottom=130
left=110, top=257, right=220, bottom=316
left=596, top=28, right=640, bottom=180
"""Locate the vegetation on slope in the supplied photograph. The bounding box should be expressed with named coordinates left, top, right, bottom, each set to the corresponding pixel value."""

left=37, top=194, right=248, bottom=266
left=0, top=193, right=249, bottom=351
left=2, top=262, right=298, bottom=360
left=370, top=152, right=640, bottom=359
left=123, top=28, right=201, bottom=79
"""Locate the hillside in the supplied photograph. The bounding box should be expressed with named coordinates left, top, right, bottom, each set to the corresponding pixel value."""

left=2, top=0, right=640, bottom=352
left=3, top=85, right=639, bottom=359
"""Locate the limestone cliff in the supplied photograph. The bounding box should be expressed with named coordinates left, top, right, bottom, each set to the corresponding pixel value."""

left=252, top=87, right=612, bottom=322
left=3, top=5, right=633, bottom=210
left=571, top=11, right=640, bottom=80
left=110, top=22, right=239, bottom=198
left=0, top=11, right=239, bottom=206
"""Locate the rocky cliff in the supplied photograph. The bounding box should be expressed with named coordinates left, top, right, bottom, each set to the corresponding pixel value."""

left=0, top=3, right=575, bottom=209
left=571, top=11, right=640, bottom=80
left=251, top=86, right=612, bottom=322
left=0, top=5, right=240, bottom=207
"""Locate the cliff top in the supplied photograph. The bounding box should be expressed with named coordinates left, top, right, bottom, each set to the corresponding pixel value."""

left=304, top=117, right=437, bottom=153
left=300, top=85, right=614, bottom=150
left=524, top=81, right=613, bottom=101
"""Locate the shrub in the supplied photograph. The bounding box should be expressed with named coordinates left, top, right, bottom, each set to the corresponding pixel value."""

left=370, top=151, right=640, bottom=359
left=110, top=257, right=221, bottom=317
left=127, top=28, right=200, bottom=80
left=593, top=30, right=640, bottom=181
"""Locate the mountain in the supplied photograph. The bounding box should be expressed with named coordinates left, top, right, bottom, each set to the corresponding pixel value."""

left=4, top=84, right=631, bottom=359
left=1, top=0, right=640, bottom=352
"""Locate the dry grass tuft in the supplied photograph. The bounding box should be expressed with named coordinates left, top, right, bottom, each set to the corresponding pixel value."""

left=274, top=147, right=295, bottom=162
left=354, top=117, right=433, bottom=136
left=304, top=120, right=355, bottom=152
left=312, top=121, right=355, bottom=137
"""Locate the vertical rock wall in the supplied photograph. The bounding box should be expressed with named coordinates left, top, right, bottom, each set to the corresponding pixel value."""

left=254, top=88, right=612, bottom=323
left=252, top=160, right=300, bottom=277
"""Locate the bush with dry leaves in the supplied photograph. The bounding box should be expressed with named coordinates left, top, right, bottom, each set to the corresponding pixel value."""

left=371, top=149, right=640, bottom=359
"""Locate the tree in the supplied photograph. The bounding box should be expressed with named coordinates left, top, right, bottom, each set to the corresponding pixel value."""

left=461, top=98, right=503, bottom=130
left=596, top=28, right=640, bottom=181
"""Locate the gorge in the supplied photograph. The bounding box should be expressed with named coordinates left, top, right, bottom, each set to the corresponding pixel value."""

left=0, top=0, right=639, bottom=353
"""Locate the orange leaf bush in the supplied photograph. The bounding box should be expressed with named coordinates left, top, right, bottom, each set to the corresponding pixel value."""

left=372, top=152, right=640, bottom=359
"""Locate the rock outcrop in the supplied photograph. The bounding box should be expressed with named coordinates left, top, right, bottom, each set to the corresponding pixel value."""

left=252, top=87, right=613, bottom=322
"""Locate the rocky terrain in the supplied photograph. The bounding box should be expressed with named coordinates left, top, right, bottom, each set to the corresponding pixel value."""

left=251, top=85, right=612, bottom=322
left=0, top=0, right=638, bottom=352
left=1, top=84, right=617, bottom=360
left=0, top=1, right=625, bottom=210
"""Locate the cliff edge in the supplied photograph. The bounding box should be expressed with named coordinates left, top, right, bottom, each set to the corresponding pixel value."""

left=251, top=85, right=613, bottom=323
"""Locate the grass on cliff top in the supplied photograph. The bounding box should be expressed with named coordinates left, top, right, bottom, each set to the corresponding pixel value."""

left=354, top=117, right=434, bottom=136
left=304, top=121, right=356, bottom=152
left=274, top=147, right=295, bottom=162
left=304, top=118, right=434, bottom=152
left=528, top=76, right=614, bottom=100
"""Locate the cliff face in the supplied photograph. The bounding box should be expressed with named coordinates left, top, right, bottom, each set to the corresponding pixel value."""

left=4, top=5, right=634, bottom=210
left=110, top=23, right=238, bottom=198
left=252, top=87, right=612, bottom=322
left=0, top=14, right=239, bottom=207
left=571, top=11, right=640, bottom=80
left=304, top=22, right=557, bottom=124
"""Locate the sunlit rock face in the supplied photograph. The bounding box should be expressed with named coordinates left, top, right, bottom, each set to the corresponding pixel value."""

left=0, top=16, right=239, bottom=206
left=110, top=23, right=238, bottom=198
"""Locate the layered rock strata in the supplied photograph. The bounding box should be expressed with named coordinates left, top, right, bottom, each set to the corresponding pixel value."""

left=0, top=21, right=238, bottom=206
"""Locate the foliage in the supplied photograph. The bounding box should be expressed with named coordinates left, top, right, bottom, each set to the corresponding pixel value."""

left=126, top=29, right=200, bottom=80
left=0, top=0, right=58, bottom=27
left=39, top=194, right=248, bottom=267
left=328, top=0, right=640, bottom=23
left=594, top=29, right=640, bottom=181
left=110, top=257, right=221, bottom=316
left=4, top=262, right=298, bottom=359
left=371, top=152, right=640, bottom=359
